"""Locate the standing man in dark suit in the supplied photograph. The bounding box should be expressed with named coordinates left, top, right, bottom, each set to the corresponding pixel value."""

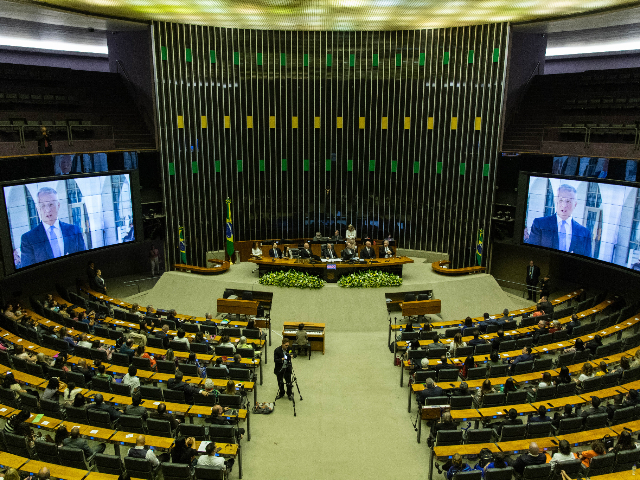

left=525, top=260, right=540, bottom=301
left=268, top=242, right=282, bottom=259
left=298, top=242, right=312, bottom=259
left=379, top=240, right=394, bottom=258
left=36, top=126, right=53, bottom=154
left=20, top=186, right=86, bottom=268
left=321, top=243, right=337, bottom=259
left=274, top=338, right=293, bottom=400
left=526, top=184, right=592, bottom=257
left=360, top=241, right=375, bottom=259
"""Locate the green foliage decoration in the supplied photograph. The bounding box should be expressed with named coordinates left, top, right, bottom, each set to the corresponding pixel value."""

left=258, top=270, right=325, bottom=289
left=338, top=270, right=403, bottom=288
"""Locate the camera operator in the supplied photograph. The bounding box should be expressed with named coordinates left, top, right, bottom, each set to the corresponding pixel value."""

left=274, top=338, right=293, bottom=400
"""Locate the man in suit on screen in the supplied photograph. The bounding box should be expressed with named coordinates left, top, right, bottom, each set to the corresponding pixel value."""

left=19, top=186, right=86, bottom=268
left=526, top=184, right=592, bottom=257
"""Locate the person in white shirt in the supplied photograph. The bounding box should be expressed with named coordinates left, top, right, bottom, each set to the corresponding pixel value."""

left=550, top=439, right=577, bottom=468
left=197, top=442, right=226, bottom=469
left=123, top=365, right=141, bottom=393
left=345, top=224, right=357, bottom=240
left=77, top=334, right=93, bottom=349
left=127, top=435, right=161, bottom=467
left=251, top=242, right=262, bottom=256
left=218, top=335, right=236, bottom=353
left=173, top=329, right=191, bottom=351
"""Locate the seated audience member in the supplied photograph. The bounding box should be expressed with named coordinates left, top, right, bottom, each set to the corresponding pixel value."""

left=150, top=403, right=180, bottom=431
left=379, top=240, right=393, bottom=258
left=54, top=426, right=69, bottom=447
left=229, top=354, right=246, bottom=369
left=197, top=441, right=226, bottom=469
left=360, top=241, right=375, bottom=259
left=606, top=393, right=624, bottom=420
left=218, top=335, right=236, bottom=352
left=577, top=363, right=594, bottom=385
left=461, top=317, right=473, bottom=335
left=468, top=332, right=487, bottom=347
left=579, top=441, right=606, bottom=468
left=125, top=391, right=149, bottom=420
left=127, top=435, right=169, bottom=465
left=13, top=344, right=36, bottom=363
left=537, top=296, right=554, bottom=316
left=42, top=377, right=64, bottom=401
left=566, top=314, right=581, bottom=336
left=431, top=411, right=458, bottom=438
left=532, top=320, right=549, bottom=344
left=171, top=436, right=198, bottom=466
left=530, top=372, right=551, bottom=395
left=550, top=440, right=577, bottom=468
left=4, top=410, right=34, bottom=442
left=63, top=426, right=106, bottom=456
left=172, top=329, right=190, bottom=351
left=120, top=339, right=136, bottom=362
left=623, top=388, right=640, bottom=406
left=563, top=337, right=585, bottom=355
left=585, top=335, right=603, bottom=356
left=492, top=408, right=522, bottom=435
left=3, top=372, right=30, bottom=399
left=77, top=335, right=93, bottom=349
left=94, top=364, right=113, bottom=383
left=237, top=335, right=255, bottom=353
left=63, top=382, right=83, bottom=406
left=129, top=303, right=144, bottom=319
left=491, top=330, right=505, bottom=352
left=611, top=356, right=631, bottom=378
left=122, top=366, right=141, bottom=393
left=251, top=242, right=262, bottom=257
left=595, top=361, right=609, bottom=376
left=474, top=379, right=496, bottom=405
left=87, top=393, right=122, bottom=421
left=549, top=320, right=562, bottom=334
left=483, top=452, right=508, bottom=474
left=611, top=430, right=635, bottom=453
left=213, top=356, right=229, bottom=375
left=73, top=393, right=87, bottom=408
left=92, top=340, right=113, bottom=361
left=136, top=345, right=156, bottom=370
left=528, top=405, right=551, bottom=423
left=507, top=346, right=534, bottom=373
left=631, top=349, right=640, bottom=368
left=460, top=356, right=477, bottom=379
left=487, top=351, right=502, bottom=367
left=450, top=333, right=467, bottom=356
left=268, top=242, right=282, bottom=259
left=500, top=377, right=518, bottom=394
left=513, top=442, right=546, bottom=474
left=225, top=379, right=237, bottom=395
left=446, top=453, right=471, bottom=479
left=167, top=371, right=204, bottom=404
left=4, top=304, right=24, bottom=321
left=73, top=358, right=94, bottom=383
left=416, top=378, right=444, bottom=405
left=450, top=381, right=470, bottom=397
left=321, top=242, right=337, bottom=259
left=155, top=325, right=171, bottom=349
left=553, top=404, right=576, bottom=428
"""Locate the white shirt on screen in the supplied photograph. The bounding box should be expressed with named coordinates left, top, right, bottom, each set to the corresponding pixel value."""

left=556, top=216, right=573, bottom=252
left=45, top=219, right=65, bottom=258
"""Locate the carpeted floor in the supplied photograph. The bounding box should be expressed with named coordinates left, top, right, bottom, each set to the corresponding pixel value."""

left=113, top=258, right=532, bottom=479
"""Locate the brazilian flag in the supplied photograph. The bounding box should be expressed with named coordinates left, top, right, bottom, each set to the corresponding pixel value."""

left=179, top=226, right=187, bottom=263
left=225, top=198, right=234, bottom=262
left=476, top=228, right=483, bottom=266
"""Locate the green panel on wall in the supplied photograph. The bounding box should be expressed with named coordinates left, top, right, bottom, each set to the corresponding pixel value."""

left=350, top=54, right=355, bottom=67
left=372, top=53, right=378, bottom=66
left=237, top=160, right=243, bottom=172
left=234, top=52, right=240, bottom=65
left=185, top=48, right=192, bottom=62
left=459, top=162, right=466, bottom=175
left=395, top=53, right=402, bottom=66
left=168, top=162, right=175, bottom=175
left=369, top=160, right=375, bottom=172
left=325, top=159, right=331, bottom=171
left=483, top=163, right=490, bottom=176
left=347, top=159, right=353, bottom=171
left=280, top=53, right=286, bottom=66
left=493, top=48, right=500, bottom=63
left=413, top=161, right=420, bottom=173
left=326, top=54, right=332, bottom=66
left=256, top=53, right=263, bottom=65
left=161, top=46, right=167, bottom=61
left=259, top=159, right=265, bottom=172
left=281, top=159, right=287, bottom=171
left=436, top=162, right=443, bottom=174
left=191, top=161, right=198, bottom=173
left=443, top=52, right=450, bottom=65
left=303, top=159, right=310, bottom=171
left=209, top=50, right=216, bottom=63
left=468, top=50, right=474, bottom=64
left=419, top=52, right=425, bottom=66
left=303, top=54, right=309, bottom=66
left=391, top=160, right=398, bottom=173
left=214, top=160, right=221, bottom=173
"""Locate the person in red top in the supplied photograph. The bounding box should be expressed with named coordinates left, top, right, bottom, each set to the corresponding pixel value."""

left=136, top=345, right=156, bottom=370
left=579, top=440, right=606, bottom=467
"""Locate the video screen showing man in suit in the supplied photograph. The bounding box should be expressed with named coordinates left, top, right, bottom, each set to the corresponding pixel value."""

left=4, top=174, right=135, bottom=270
left=523, top=176, right=640, bottom=271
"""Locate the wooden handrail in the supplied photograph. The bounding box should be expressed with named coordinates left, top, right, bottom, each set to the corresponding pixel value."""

left=432, top=260, right=486, bottom=275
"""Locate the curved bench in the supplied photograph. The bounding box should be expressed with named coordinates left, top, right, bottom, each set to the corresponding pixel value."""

left=432, top=260, right=486, bottom=275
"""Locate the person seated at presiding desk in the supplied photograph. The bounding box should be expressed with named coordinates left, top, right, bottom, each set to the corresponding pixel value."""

left=298, top=242, right=313, bottom=258
left=341, top=240, right=357, bottom=260
left=416, top=378, right=444, bottom=405
left=127, top=435, right=170, bottom=466
left=513, top=442, right=547, bottom=475
left=360, top=241, right=376, bottom=259
left=251, top=242, right=262, bottom=256
left=269, top=242, right=282, bottom=258
left=63, top=426, right=106, bottom=456
left=331, top=230, right=343, bottom=242
left=346, top=224, right=357, bottom=241
left=321, top=243, right=338, bottom=259
left=379, top=240, right=394, bottom=258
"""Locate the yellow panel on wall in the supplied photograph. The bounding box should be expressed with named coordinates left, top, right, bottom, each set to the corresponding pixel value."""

left=336, top=117, right=343, bottom=128
left=224, top=116, right=231, bottom=128
left=404, top=117, right=410, bottom=129
left=201, top=116, right=207, bottom=128
left=475, top=117, right=482, bottom=130
left=427, top=117, right=434, bottom=129
left=381, top=117, right=388, bottom=129
left=247, top=116, right=253, bottom=128
left=314, top=116, right=321, bottom=128
left=177, top=116, right=184, bottom=129
left=269, top=116, right=276, bottom=128
left=292, top=116, right=298, bottom=128
left=451, top=117, right=458, bottom=130
left=359, top=117, right=365, bottom=129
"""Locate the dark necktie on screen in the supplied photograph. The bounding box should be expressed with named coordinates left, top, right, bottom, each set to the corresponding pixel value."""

left=49, top=226, right=62, bottom=258
left=559, top=221, right=567, bottom=252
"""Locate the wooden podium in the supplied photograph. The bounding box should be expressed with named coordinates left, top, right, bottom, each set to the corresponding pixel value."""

left=216, top=298, right=259, bottom=316
left=400, top=299, right=441, bottom=317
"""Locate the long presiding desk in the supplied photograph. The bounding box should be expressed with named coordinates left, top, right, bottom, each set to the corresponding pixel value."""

left=282, top=322, right=325, bottom=354
left=248, top=256, right=414, bottom=283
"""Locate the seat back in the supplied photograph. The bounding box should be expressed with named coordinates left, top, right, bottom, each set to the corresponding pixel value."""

left=526, top=421, right=552, bottom=438
left=614, top=447, right=640, bottom=472
left=5, top=431, right=31, bottom=457
left=516, top=337, right=533, bottom=349
left=473, top=343, right=492, bottom=355
left=111, top=352, right=131, bottom=367
left=449, top=395, right=473, bottom=410
left=163, top=389, right=186, bottom=404
left=557, top=416, right=583, bottom=435
left=243, top=328, right=261, bottom=339
left=178, top=424, right=207, bottom=440
left=407, top=349, right=428, bottom=361
left=169, top=340, right=189, bottom=352
left=87, top=408, right=113, bottom=428
left=214, top=346, right=235, bottom=357
left=533, top=358, right=553, bottom=371
left=584, top=412, right=609, bottom=430
left=194, top=466, right=226, bottom=480
left=95, top=453, right=125, bottom=476
left=498, top=340, right=516, bottom=352
left=147, top=418, right=173, bottom=438
left=587, top=452, right=615, bottom=476
left=454, top=346, right=474, bottom=358
left=20, top=393, right=40, bottom=411
left=124, top=456, right=155, bottom=479
left=191, top=343, right=211, bottom=355
left=500, top=424, right=526, bottom=441
left=556, top=352, right=575, bottom=368
left=58, top=446, right=89, bottom=470
left=208, top=424, right=237, bottom=444
left=140, top=385, right=164, bottom=401
left=146, top=337, right=165, bottom=349
left=513, top=361, right=534, bottom=375
left=41, top=398, right=64, bottom=419
left=133, top=356, right=152, bottom=371
left=611, top=406, right=635, bottom=425
left=65, top=405, right=89, bottom=424
left=601, top=373, right=619, bottom=389
left=622, top=367, right=640, bottom=383
left=485, top=467, right=514, bottom=480
left=218, top=394, right=242, bottom=408
left=194, top=392, right=217, bottom=407
left=437, top=369, right=459, bottom=382
left=425, top=396, right=449, bottom=406
left=480, top=392, right=505, bottom=408
left=414, top=371, right=436, bottom=383
left=91, top=377, right=112, bottom=394
left=452, top=472, right=481, bottom=480
left=522, top=463, right=551, bottom=480
left=534, top=385, right=557, bottom=402
left=112, top=382, right=133, bottom=396
left=466, top=428, right=493, bottom=444
left=466, top=366, right=487, bottom=380
left=581, top=376, right=603, bottom=393
left=156, top=360, right=176, bottom=374
left=554, top=459, right=582, bottom=478
left=553, top=330, right=569, bottom=342
left=206, top=366, right=230, bottom=379
left=573, top=349, right=591, bottom=363
left=556, top=382, right=576, bottom=397
left=401, top=331, right=419, bottom=341
left=229, top=368, right=251, bottom=381
left=163, top=463, right=192, bottom=480
left=506, top=390, right=528, bottom=404
left=35, top=440, right=59, bottom=464
left=119, top=414, right=146, bottom=434
left=488, top=364, right=509, bottom=378
left=436, top=429, right=463, bottom=446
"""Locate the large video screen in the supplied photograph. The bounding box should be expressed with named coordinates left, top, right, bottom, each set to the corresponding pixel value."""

left=3, top=174, right=135, bottom=269
left=524, top=176, right=640, bottom=272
